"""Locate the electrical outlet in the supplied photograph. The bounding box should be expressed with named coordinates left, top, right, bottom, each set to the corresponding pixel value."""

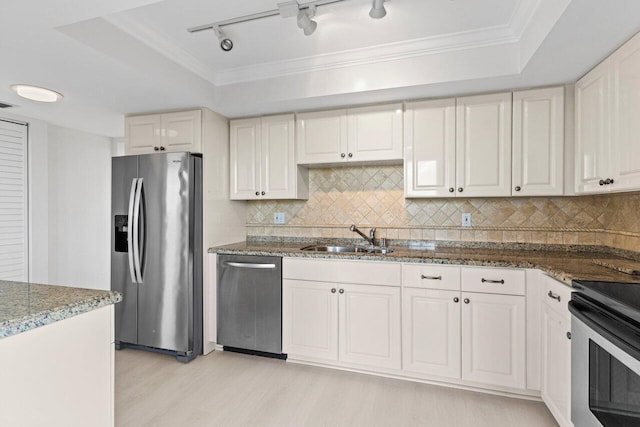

left=273, top=212, right=285, bottom=224
left=461, top=213, right=472, bottom=227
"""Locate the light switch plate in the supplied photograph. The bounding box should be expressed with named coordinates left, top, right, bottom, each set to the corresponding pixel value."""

left=274, top=212, right=285, bottom=224
left=461, top=213, right=472, bottom=227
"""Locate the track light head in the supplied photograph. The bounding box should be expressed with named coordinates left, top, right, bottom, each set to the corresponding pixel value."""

left=213, top=26, right=233, bottom=52
left=297, top=8, right=317, bottom=36
left=369, top=0, right=387, bottom=19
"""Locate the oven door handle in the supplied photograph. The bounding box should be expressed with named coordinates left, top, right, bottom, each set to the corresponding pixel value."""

left=569, top=297, right=640, bottom=362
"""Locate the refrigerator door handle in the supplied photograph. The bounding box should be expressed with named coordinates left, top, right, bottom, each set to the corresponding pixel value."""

left=127, top=178, right=138, bottom=283
left=133, top=177, right=144, bottom=283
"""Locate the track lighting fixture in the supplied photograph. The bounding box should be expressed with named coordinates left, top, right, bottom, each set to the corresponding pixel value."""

left=188, top=0, right=389, bottom=51
left=297, top=7, right=317, bottom=36
left=369, top=0, right=387, bottom=19
left=213, top=26, right=233, bottom=52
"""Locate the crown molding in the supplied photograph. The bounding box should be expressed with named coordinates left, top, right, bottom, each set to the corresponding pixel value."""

left=103, top=0, right=568, bottom=87
left=103, top=14, right=218, bottom=83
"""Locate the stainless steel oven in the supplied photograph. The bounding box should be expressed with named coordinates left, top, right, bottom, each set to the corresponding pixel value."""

left=569, top=280, right=640, bottom=427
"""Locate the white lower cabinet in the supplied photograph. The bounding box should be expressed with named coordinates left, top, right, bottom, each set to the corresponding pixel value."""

left=282, top=259, right=401, bottom=371
left=402, top=288, right=461, bottom=379
left=283, top=278, right=401, bottom=370
left=282, top=279, right=338, bottom=362
left=339, top=283, right=401, bottom=370
left=541, top=276, right=573, bottom=427
left=461, top=292, right=526, bottom=389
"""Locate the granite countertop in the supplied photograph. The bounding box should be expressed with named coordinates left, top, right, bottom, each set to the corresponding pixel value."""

left=209, top=241, right=640, bottom=287
left=0, top=280, right=122, bottom=339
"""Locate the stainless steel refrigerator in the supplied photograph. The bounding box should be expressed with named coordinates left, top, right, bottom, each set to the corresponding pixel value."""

left=111, top=152, right=202, bottom=362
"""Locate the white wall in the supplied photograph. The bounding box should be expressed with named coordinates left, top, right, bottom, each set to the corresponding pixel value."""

left=47, top=125, right=111, bottom=289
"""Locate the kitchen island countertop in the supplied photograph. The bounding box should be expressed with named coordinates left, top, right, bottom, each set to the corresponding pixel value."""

left=0, top=280, right=121, bottom=339
left=209, top=241, right=640, bottom=287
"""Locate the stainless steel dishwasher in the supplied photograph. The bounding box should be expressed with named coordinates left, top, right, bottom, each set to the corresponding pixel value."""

left=217, top=254, right=284, bottom=357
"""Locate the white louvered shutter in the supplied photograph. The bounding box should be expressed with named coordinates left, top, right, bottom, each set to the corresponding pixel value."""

left=0, top=119, right=28, bottom=281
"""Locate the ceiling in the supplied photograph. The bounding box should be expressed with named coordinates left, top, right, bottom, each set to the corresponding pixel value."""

left=1, top=0, right=640, bottom=137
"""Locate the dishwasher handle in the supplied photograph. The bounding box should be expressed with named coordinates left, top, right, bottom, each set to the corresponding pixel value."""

left=223, top=261, right=277, bottom=269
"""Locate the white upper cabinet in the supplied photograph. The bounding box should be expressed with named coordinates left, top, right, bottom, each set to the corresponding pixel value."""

left=230, top=114, right=308, bottom=200
left=125, top=110, right=202, bottom=155
left=456, top=93, right=512, bottom=197
left=575, top=60, right=611, bottom=193
left=404, top=99, right=457, bottom=197
left=611, top=33, right=640, bottom=191
left=296, top=104, right=403, bottom=165
left=296, top=109, right=347, bottom=164
left=347, top=104, right=403, bottom=162
left=230, top=118, right=261, bottom=200
left=512, top=87, right=565, bottom=196
left=575, top=32, right=640, bottom=194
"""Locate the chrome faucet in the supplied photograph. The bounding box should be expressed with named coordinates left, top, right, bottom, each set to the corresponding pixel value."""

left=349, top=224, right=376, bottom=246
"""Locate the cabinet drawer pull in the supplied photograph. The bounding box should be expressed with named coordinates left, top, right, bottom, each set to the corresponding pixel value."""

left=547, top=291, right=561, bottom=302
left=481, top=278, right=504, bottom=284
left=421, top=274, right=442, bottom=280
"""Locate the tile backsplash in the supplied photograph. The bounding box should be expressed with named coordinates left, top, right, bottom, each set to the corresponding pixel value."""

left=247, top=165, right=640, bottom=252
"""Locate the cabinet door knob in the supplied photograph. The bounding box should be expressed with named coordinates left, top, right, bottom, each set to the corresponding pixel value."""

left=515, top=186, right=521, bottom=192
left=464, top=298, right=470, bottom=304
left=154, top=146, right=159, bottom=151
left=604, top=178, right=614, bottom=185
left=339, top=289, right=344, bottom=294
left=341, top=153, right=346, bottom=158
left=453, top=297, right=459, bottom=303
left=159, top=146, right=166, bottom=151
left=599, top=179, right=605, bottom=186
left=331, top=288, right=336, bottom=293
left=348, top=153, right=353, bottom=158
left=566, top=332, right=571, bottom=340
left=457, top=187, right=463, bottom=192
left=449, top=187, right=454, bottom=193
left=261, top=191, right=265, bottom=196
left=255, top=192, right=259, bottom=196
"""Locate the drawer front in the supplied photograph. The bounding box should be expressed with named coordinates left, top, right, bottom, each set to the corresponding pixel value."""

left=402, top=264, right=461, bottom=291
left=543, top=275, right=572, bottom=317
left=283, top=258, right=401, bottom=287
left=461, top=267, right=525, bottom=296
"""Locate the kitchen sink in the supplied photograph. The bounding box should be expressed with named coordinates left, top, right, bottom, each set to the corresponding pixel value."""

left=300, top=245, right=393, bottom=254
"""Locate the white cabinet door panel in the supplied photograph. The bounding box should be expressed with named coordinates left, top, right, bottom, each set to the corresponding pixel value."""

left=126, top=115, right=161, bottom=154
left=512, top=87, right=564, bottom=196
left=542, top=305, right=572, bottom=427
left=339, top=284, right=401, bottom=370
left=456, top=93, right=512, bottom=197
left=404, top=99, right=456, bottom=197
left=230, top=118, right=260, bottom=200
left=612, top=34, right=640, bottom=191
left=575, top=60, right=611, bottom=193
left=296, top=110, right=347, bottom=164
left=347, top=104, right=403, bottom=162
left=402, top=288, right=461, bottom=379
left=282, top=279, right=339, bottom=362
left=162, top=110, right=202, bottom=153
left=261, top=114, right=296, bottom=199
left=462, top=292, right=526, bottom=389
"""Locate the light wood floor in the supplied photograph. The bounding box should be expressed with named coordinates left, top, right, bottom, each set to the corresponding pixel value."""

left=115, top=349, right=558, bottom=427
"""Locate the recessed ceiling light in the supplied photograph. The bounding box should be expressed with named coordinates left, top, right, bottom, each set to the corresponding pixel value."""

left=10, top=84, right=63, bottom=103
